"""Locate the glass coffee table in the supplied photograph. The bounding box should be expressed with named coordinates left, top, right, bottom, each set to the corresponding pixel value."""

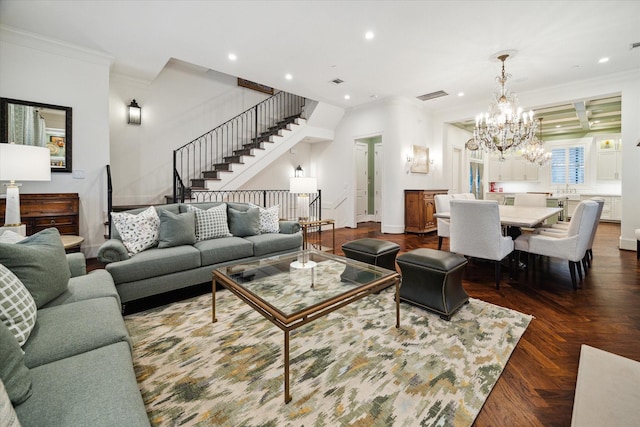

left=212, top=250, right=401, bottom=403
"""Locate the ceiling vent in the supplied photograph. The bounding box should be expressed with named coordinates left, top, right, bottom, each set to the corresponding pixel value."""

left=330, top=78, right=344, bottom=85
left=417, top=90, right=449, bottom=101
left=631, top=41, right=640, bottom=49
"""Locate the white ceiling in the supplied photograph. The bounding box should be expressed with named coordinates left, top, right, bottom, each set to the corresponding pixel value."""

left=1, top=0, right=639, bottom=120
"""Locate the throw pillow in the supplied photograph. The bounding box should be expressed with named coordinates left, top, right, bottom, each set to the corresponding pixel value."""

left=0, top=228, right=70, bottom=309
left=228, top=207, right=260, bottom=237
left=0, top=231, right=25, bottom=244
left=0, top=321, right=32, bottom=405
left=0, top=378, right=22, bottom=427
left=158, top=210, right=196, bottom=248
left=186, top=203, right=231, bottom=241
left=111, top=206, right=160, bottom=255
left=249, top=203, right=281, bottom=233
left=0, top=264, right=37, bottom=346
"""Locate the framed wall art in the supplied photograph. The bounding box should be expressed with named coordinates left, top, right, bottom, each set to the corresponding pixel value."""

left=410, top=145, right=429, bottom=174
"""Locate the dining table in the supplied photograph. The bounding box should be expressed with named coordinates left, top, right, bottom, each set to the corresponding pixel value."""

left=435, top=205, right=563, bottom=228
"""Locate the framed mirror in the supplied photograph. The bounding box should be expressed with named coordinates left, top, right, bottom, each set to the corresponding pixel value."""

left=0, top=97, right=72, bottom=172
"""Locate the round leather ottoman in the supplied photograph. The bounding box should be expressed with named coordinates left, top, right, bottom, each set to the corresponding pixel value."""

left=397, top=248, right=468, bottom=320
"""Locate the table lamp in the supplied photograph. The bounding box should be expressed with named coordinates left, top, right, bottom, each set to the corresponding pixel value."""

left=0, top=143, right=51, bottom=228
left=289, top=177, right=317, bottom=221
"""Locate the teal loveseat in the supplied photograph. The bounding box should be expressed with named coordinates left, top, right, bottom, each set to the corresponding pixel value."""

left=0, top=229, right=149, bottom=426
left=97, top=202, right=302, bottom=309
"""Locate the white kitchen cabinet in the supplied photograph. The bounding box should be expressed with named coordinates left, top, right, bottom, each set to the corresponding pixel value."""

left=489, top=155, right=539, bottom=182
left=596, top=137, right=622, bottom=180
left=579, top=195, right=621, bottom=222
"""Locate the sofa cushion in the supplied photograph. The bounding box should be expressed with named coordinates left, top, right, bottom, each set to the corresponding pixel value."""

left=44, top=269, right=121, bottom=308
left=244, top=233, right=303, bottom=257
left=0, top=321, right=32, bottom=405
left=0, top=264, right=37, bottom=346
left=22, top=297, right=130, bottom=368
left=0, top=228, right=70, bottom=309
left=14, top=341, right=151, bottom=427
left=158, top=210, right=196, bottom=248
left=106, top=245, right=201, bottom=285
left=249, top=203, right=281, bottom=233
left=111, top=206, right=160, bottom=255
left=228, top=206, right=260, bottom=237
left=111, top=204, right=180, bottom=240
left=187, top=203, right=232, bottom=241
left=195, top=236, right=254, bottom=266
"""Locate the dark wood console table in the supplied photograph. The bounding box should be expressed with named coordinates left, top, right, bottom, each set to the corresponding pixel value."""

left=0, top=193, right=80, bottom=236
left=404, top=189, right=448, bottom=234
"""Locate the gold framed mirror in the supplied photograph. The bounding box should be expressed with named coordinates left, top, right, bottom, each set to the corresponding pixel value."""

left=1, top=97, right=73, bottom=173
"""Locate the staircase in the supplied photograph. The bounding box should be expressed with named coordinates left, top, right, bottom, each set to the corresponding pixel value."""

left=172, top=91, right=306, bottom=202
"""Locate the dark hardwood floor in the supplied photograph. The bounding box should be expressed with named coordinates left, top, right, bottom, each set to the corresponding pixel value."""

left=89, top=221, right=639, bottom=426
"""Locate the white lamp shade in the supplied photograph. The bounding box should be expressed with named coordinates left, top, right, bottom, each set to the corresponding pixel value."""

left=0, top=143, right=51, bottom=182
left=289, top=177, right=317, bottom=194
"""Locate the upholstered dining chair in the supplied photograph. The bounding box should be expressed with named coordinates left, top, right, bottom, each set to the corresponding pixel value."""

left=514, top=193, right=547, bottom=207
left=434, top=194, right=453, bottom=250
left=514, top=200, right=599, bottom=290
left=537, top=197, right=604, bottom=271
left=451, top=193, right=476, bottom=200
left=449, top=199, right=514, bottom=289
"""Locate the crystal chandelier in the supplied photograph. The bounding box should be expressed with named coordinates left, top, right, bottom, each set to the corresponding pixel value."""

left=521, top=118, right=551, bottom=166
left=470, top=54, right=538, bottom=160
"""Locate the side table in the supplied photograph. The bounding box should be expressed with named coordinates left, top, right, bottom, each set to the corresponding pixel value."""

left=60, top=235, right=84, bottom=253
left=299, top=219, right=335, bottom=253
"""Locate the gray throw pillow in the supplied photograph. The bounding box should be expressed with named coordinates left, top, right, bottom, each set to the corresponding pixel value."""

left=0, top=321, right=32, bottom=405
left=158, top=210, right=196, bottom=248
left=228, top=207, right=260, bottom=237
left=0, top=228, right=70, bottom=308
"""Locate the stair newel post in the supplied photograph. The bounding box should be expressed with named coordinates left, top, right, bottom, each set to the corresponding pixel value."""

left=172, top=151, right=177, bottom=203
left=254, top=105, right=258, bottom=145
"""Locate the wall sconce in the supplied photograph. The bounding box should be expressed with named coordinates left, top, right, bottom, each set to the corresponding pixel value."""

left=406, top=154, right=413, bottom=163
left=294, top=165, right=304, bottom=177
left=127, top=99, right=141, bottom=125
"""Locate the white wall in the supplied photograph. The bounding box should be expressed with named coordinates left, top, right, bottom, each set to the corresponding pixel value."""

left=0, top=27, right=112, bottom=258
left=109, top=59, right=271, bottom=205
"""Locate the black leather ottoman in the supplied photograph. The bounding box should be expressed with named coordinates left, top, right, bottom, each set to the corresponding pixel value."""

left=341, top=238, right=400, bottom=271
left=397, top=248, right=468, bottom=320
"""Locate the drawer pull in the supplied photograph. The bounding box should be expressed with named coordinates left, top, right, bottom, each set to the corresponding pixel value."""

left=50, top=220, right=56, bottom=224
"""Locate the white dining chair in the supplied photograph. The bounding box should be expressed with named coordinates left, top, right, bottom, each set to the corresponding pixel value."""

left=514, top=200, right=599, bottom=290
left=434, top=194, right=453, bottom=250
left=514, top=193, right=547, bottom=207
left=450, top=199, right=514, bottom=289
left=451, top=193, right=476, bottom=200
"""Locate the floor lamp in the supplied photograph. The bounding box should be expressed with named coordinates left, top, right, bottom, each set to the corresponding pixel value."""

left=289, top=177, right=317, bottom=221
left=0, top=143, right=51, bottom=236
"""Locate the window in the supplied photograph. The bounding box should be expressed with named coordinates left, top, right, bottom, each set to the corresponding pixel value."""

left=551, top=146, right=585, bottom=184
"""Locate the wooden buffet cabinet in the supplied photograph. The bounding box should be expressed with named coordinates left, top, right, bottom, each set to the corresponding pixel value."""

left=404, top=189, right=448, bottom=234
left=0, top=193, right=80, bottom=236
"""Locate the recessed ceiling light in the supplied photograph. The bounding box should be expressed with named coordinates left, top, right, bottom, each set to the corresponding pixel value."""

left=285, top=73, right=292, bottom=80
left=365, top=31, right=375, bottom=40
left=458, top=92, right=464, bottom=97
left=556, top=125, right=561, bottom=128
left=598, top=57, right=609, bottom=63
left=344, top=94, right=351, bottom=100
left=228, top=53, right=237, bottom=61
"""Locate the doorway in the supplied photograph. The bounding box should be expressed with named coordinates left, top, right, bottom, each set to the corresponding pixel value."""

left=355, top=136, right=382, bottom=224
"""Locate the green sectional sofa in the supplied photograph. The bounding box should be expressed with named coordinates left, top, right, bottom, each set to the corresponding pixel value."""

left=0, top=228, right=149, bottom=427
left=97, top=202, right=302, bottom=309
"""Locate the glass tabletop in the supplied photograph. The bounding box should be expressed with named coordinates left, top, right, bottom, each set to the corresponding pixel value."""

left=215, top=250, right=397, bottom=318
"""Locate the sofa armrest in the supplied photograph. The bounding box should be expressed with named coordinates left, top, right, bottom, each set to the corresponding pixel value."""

left=66, top=253, right=87, bottom=277
left=279, top=220, right=301, bottom=234
left=97, top=239, right=130, bottom=263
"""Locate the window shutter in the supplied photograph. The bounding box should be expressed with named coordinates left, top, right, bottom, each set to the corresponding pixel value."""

left=551, top=148, right=566, bottom=184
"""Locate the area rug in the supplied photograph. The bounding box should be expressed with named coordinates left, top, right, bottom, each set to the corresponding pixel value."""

left=125, top=289, right=532, bottom=426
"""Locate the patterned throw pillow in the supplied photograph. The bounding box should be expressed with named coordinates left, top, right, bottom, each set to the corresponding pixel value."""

left=249, top=203, right=281, bottom=233
left=0, top=231, right=25, bottom=244
left=0, top=264, right=37, bottom=347
left=111, top=206, right=160, bottom=255
left=186, top=203, right=232, bottom=241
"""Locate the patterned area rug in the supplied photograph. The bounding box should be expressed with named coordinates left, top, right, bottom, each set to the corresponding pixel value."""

left=125, top=289, right=531, bottom=426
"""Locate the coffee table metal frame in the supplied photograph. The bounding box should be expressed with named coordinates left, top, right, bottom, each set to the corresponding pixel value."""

left=212, top=250, right=400, bottom=403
